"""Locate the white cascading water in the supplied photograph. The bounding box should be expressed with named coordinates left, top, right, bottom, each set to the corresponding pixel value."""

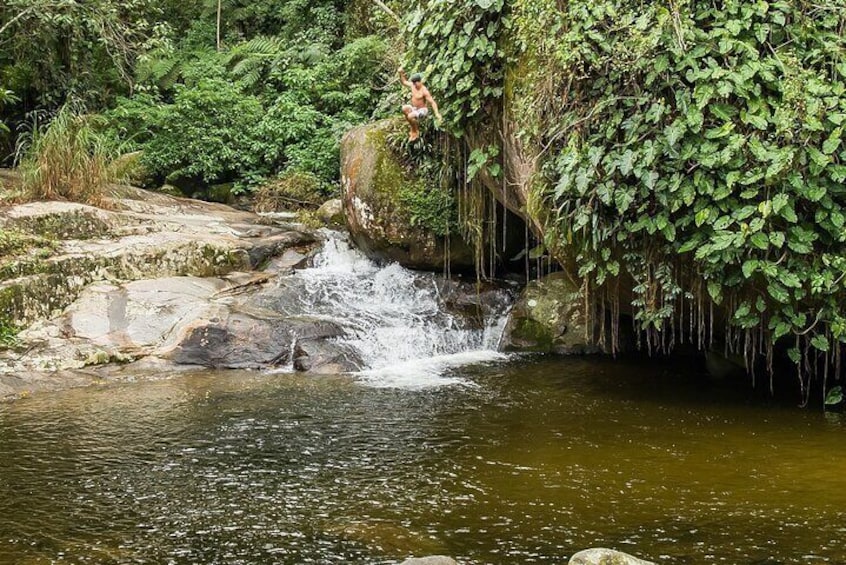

left=288, top=233, right=511, bottom=388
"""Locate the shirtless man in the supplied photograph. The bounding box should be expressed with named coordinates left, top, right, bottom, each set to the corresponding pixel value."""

left=399, top=68, right=442, bottom=141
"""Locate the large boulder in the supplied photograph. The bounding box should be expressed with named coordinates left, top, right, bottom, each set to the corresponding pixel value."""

left=340, top=119, right=475, bottom=272
left=165, top=310, right=360, bottom=371
left=501, top=272, right=597, bottom=354
left=569, top=548, right=655, bottom=565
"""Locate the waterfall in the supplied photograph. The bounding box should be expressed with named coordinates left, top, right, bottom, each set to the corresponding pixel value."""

left=278, top=233, right=512, bottom=388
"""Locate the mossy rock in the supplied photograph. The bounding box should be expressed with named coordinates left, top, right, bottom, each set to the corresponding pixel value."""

left=0, top=242, right=249, bottom=332
left=502, top=272, right=598, bottom=354
left=3, top=202, right=114, bottom=241
left=340, top=119, right=474, bottom=272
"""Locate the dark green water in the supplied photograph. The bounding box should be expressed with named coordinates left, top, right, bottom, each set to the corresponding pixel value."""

left=1, top=357, right=845, bottom=564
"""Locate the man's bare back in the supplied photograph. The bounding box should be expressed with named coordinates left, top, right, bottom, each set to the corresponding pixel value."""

left=399, top=68, right=442, bottom=141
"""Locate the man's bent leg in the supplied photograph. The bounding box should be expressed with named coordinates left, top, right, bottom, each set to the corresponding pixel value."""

left=402, top=104, right=414, bottom=122
left=402, top=105, right=421, bottom=140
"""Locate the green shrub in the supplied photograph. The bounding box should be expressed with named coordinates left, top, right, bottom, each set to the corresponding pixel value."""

left=140, top=79, right=272, bottom=187
left=111, top=31, right=391, bottom=197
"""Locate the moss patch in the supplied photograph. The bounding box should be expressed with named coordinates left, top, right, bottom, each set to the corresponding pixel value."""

left=367, top=123, right=457, bottom=237
left=10, top=210, right=112, bottom=240
left=0, top=228, right=56, bottom=257
left=0, top=242, right=249, bottom=331
left=0, top=319, right=19, bottom=348
left=0, top=230, right=57, bottom=282
left=509, top=317, right=556, bottom=352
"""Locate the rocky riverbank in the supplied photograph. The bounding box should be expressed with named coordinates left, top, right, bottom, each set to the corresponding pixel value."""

left=0, top=181, right=327, bottom=400
left=0, top=177, right=528, bottom=402
left=1, top=129, right=607, bottom=403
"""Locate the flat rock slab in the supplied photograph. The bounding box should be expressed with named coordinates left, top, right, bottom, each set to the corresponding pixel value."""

left=64, top=277, right=231, bottom=348
left=0, top=187, right=321, bottom=331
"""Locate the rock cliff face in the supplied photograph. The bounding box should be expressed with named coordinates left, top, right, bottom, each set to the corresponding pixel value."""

left=340, top=119, right=475, bottom=272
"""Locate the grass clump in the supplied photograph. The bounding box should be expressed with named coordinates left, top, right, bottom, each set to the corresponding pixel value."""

left=18, top=107, right=121, bottom=206
left=0, top=321, right=19, bottom=348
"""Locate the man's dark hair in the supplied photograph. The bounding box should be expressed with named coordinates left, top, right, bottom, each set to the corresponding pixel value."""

left=410, top=73, right=423, bottom=83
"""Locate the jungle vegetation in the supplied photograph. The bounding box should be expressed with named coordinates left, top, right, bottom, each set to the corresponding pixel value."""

left=0, top=0, right=401, bottom=200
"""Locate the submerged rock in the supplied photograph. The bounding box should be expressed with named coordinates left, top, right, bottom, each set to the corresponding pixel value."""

left=568, top=548, right=655, bottom=565
left=501, top=272, right=597, bottom=354
left=399, top=557, right=458, bottom=565
left=340, top=119, right=474, bottom=272
left=326, top=520, right=446, bottom=557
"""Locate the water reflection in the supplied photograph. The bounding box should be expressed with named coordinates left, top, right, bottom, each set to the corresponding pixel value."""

left=1, top=359, right=845, bottom=564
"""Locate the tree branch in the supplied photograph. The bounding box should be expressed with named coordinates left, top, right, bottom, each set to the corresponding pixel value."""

left=0, top=3, right=48, bottom=38
left=372, top=0, right=401, bottom=24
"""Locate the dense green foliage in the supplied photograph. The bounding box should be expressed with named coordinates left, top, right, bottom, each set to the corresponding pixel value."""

left=513, top=0, right=846, bottom=394
left=399, top=0, right=846, bottom=398
left=404, top=0, right=508, bottom=137
left=2, top=0, right=397, bottom=196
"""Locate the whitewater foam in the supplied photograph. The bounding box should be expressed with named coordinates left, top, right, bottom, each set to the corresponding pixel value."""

left=282, top=232, right=513, bottom=388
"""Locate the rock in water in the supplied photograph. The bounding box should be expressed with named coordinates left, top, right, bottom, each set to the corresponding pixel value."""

left=166, top=311, right=360, bottom=373
left=501, top=272, right=597, bottom=354
left=399, top=557, right=458, bottom=565
left=340, top=119, right=475, bottom=272
left=569, top=548, right=656, bottom=565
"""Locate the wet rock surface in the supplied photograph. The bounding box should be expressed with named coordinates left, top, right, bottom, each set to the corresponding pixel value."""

left=568, top=548, right=656, bottom=565
left=0, top=185, right=319, bottom=329
left=0, top=186, right=332, bottom=399
left=167, top=312, right=359, bottom=372
left=316, top=198, right=345, bottom=226
left=398, top=557, right=458, bottom=565
left=501, top=272, right=597, bottom=354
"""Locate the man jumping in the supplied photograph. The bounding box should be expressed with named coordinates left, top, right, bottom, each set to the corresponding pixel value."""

left=399, top=68, right=442, bottom=141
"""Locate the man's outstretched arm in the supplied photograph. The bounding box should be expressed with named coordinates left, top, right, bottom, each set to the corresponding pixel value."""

left=426, top=92, right=443, bottom=121
left=398, top=68, right=411, bottom=87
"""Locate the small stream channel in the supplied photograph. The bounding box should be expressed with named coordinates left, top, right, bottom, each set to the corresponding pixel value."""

left=2, top=238, right=846, bottom=564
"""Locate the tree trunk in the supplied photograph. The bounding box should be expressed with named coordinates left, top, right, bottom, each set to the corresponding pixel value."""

left=216, top=0, right=222, bottom=50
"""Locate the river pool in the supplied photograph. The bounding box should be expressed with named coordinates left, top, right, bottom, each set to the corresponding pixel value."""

left=1, top=357, right=845, bottom=564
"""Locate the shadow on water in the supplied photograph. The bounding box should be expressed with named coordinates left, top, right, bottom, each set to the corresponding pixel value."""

left=1, top=358, right=845, bottom=564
